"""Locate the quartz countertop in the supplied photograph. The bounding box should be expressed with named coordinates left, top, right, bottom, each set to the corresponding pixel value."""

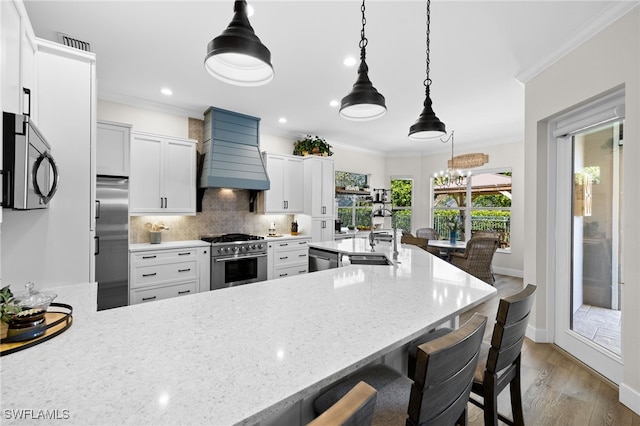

left=309, top=232, right=400, bottom=261
left=1, top=244, right=496, bottom=425
left=129, top=239, right=211, bottom=252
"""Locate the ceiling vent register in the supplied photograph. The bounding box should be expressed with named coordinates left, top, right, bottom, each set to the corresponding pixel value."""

left=57, top=33, right=92, bottom=52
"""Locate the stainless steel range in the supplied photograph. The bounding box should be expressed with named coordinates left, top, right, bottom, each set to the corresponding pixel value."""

left=200, top=233, right=267, bottom=290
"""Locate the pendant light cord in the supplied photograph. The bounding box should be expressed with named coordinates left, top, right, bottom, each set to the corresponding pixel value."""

left=359, top=0, right=368, bottom=60
left=424, top=0, right=432, bottom=91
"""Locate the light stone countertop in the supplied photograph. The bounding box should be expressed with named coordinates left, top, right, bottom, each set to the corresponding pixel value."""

left=0, top=243, right=496, bottom=426
left=129, top=239, right=211, bottom=252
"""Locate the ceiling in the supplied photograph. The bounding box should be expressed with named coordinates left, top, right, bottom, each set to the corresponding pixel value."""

left=23, top=1, right=636, bottom=156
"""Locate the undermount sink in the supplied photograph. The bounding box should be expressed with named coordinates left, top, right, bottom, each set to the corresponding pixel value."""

left=349, top=254, right=394, bottom=266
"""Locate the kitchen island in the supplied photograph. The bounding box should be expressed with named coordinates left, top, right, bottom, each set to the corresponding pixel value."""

left=0, top=242, right=496, bottom=425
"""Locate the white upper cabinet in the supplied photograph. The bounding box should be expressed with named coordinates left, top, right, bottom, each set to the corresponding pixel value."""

left=130, top=132, right=196, bottom=215
left=97, top=121, right=131, bottom=177
left=1, top=0, right=37, bottom=117
left=304, top=156, right=335, bottom=218
left=260, top=153, right=304, bottom=213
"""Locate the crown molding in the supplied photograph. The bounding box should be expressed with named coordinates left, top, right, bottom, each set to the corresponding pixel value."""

left=515, top=2, right=639, bottom=84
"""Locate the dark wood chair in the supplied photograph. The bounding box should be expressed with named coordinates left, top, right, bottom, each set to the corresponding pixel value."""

left=308, top=381, right=377, bottom=426
left=406, top=285, right=536, bottom=426
left=404, top=229, right=442, bottom=257
left=313, top=313, right=488, bottom=426
left=449, top=236, right=499, bottom=284
left=469, top=284, right=537, bottom=426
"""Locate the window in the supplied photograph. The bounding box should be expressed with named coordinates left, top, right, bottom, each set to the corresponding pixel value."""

left=432, top=170, right=511, bottom=249
left=336, top=171, right=372, bottom=228
left=391, top=178, right=413, bottom=233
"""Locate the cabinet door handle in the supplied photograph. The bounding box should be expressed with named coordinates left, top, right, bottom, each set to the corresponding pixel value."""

left=142, top=255, right=157, bottom=259
left=178, top=268, right=191, bottom=272
left=322, top=206, right=326, bottom=214
left=142, top=273, right=157, bottom=277
left=142, top=296, right=157, bottom=301
left=178, top=290, right=191, bottom=295
left=164, top=197, right=168, bottom=208
left=178, top=252, right=192, bottom=256
left=279, top=256, right=288, bottom=260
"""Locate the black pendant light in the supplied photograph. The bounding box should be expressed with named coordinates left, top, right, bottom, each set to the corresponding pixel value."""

left=204, top=0, right=274, bottom=86
left=340, top=0, right=386, bottom=121
left=409, top=0, right=446, bottom=140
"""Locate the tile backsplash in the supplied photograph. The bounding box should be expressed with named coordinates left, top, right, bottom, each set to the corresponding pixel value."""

left=130, top=188, right=294, bottom=243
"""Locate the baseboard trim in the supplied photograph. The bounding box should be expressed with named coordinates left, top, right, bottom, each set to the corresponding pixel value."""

left=493, top=267, right=523, bottom=278
left=620, top=383, right=640, bottom=415
left=526, top=324, right=550, bottom=343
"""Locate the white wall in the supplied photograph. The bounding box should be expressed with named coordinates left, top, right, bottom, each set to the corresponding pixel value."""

left=524, top=7, right=639, bottom=412
left=98, top=99, right=188, bottom=138
left=386, top=142, right=525, bottom=276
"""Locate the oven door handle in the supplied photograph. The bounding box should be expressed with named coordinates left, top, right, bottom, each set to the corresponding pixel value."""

left=214, top=253, right=268, bottom=262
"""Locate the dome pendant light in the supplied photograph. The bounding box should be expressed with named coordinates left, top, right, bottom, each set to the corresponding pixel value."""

left=409, top=0, right=446, bottom=140
left=204, top=0, right=274, bottom=87
left=340, top=0, right=386, bottom=121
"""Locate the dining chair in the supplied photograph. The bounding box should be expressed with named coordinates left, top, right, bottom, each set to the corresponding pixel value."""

left=308, top=381, right=377, bottom=426
left=469, top=284, right=536, bottom=426
left=449, top=235, right=499, bottom=284
left=313, top=313, right=488, bottom=426
left=412, top=228, right=444, bottom=257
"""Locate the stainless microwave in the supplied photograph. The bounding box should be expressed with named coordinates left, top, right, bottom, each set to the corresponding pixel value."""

left=2, top=112, right=59, bottom=210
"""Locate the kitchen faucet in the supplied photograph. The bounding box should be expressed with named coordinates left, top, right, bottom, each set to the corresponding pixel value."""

left=369, top=208, right=399, bottom=260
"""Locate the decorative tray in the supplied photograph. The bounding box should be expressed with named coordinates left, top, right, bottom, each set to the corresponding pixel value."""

left=0, top=303, right=73, bottom=356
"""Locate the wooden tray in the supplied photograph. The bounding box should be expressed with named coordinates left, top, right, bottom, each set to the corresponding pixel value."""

left=1, top=303, right=73, bottom=356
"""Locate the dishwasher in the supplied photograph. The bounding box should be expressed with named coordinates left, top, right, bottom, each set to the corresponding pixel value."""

left=308, top=247, right=342, bottom=272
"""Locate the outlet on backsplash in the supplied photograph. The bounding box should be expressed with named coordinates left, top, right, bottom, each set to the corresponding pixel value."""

left=129, top=188, right=294, bottom=243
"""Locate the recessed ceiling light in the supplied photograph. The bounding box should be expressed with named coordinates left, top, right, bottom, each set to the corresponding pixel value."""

left=161, top=88, right=173, bottom=96
left=343, top=56, right=357, bottom=67
left=278, top=117, right=287, bottom=124
left=329, top=100, right=340, bottom=108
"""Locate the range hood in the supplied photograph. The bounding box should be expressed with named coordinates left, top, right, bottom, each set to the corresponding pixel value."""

left=200, top=107, right=270, bottom=191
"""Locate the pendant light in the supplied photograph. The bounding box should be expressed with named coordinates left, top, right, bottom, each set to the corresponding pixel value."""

left=204, top=0, right=274, bottom=87
left=409, top=0, right=446, bottom=139
left=340, top=0, right=386, bottom=121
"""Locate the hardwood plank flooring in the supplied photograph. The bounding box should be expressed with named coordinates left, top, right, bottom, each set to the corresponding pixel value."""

left=461, top=275, right=640, bottom=425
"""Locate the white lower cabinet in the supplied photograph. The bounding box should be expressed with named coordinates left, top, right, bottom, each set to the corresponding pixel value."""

left=129, top=244, right=209, bottom=304
left=267, top=237, right=311, bottom=280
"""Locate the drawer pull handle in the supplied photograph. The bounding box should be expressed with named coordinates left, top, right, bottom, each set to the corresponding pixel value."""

left=280, top=243, right=288, bottom=247
left=178, top=290, right=191, bottom=295
left=178, top=252, right=191, bottom=256
left=178, top=268, right=191, bottom=272
left=279, top=273, right=288, bottom=277
left=299, top=269, right=307, bottom=273
left=142, top=273, right=157, bottom=277
left=142, top=296, right=157, bottom=301
left=142, top=255, right=157, bottom=259
left=299, top=254, right=307, bottom=257
left=279, top=256, right=288, bottom=260
left=298, top=241, right=307, bottom=245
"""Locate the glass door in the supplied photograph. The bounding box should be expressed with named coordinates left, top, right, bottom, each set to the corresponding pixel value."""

left=555, top=120, right=623, bottom=383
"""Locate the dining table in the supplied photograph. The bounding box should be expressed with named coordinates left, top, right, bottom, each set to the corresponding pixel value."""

left=427, top=239, right=467, bottom=260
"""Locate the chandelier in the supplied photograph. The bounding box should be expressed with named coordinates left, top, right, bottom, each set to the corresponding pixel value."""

left=433, top=131, right=471, bottom=187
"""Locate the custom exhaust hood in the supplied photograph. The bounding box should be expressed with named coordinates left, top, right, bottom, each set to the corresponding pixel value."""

left=199, top=107, right=270, bottom=191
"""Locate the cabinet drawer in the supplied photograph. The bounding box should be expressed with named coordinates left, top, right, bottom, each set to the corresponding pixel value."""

left=131, top=261, right=197, bottom=288
left=273, top=264, right=308, bottom=279
left=273, top=248, right=308, bottom=267
left=131, top=281, right=197, bottom=304
left=272, top=239, right=310, bottom=251
left=132, top=249, right=198, bottom=265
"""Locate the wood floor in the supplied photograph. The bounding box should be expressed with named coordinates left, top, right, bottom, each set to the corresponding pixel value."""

left=460, top=275, right=640, bottom=426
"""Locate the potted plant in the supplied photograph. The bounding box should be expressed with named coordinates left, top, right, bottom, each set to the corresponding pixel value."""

left=447, top=217, right=461, bottom=244
left=1, top=285, right=22, bottom=339
left=293, top=135, right=333, bottom=157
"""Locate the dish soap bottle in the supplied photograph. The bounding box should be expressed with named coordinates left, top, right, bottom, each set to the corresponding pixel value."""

left=291, top=220, right=298, bottom=235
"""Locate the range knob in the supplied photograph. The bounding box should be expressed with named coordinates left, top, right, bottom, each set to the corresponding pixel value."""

left=240, top=246, right=246, bottom=252
left=218, top=247, right=225, bottom=253
left=250, top=244, right=257, bottom=250
left=233, top=246, right=239, bottom=252
left=224, top=247, right=231, bottom=253
left=257, top=243, right=264, bottom=250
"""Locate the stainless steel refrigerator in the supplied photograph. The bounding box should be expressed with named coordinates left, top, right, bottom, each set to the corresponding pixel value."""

left=95, top=176, right=129, bottom=310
